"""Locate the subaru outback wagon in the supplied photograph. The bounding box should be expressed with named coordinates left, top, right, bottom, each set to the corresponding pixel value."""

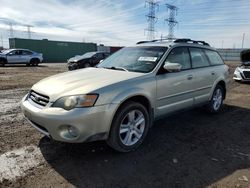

left=21, top=39, right=229, bottom=152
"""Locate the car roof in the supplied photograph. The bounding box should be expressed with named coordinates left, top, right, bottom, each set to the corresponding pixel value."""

left=135, top=39, right=216, bottom=51
left=10, top=48, right=33, bottom=51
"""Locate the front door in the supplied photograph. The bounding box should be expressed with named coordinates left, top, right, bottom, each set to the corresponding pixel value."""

left=156, top=47, right=195, bottom=117
left=7, top=50, right=21, bottom=63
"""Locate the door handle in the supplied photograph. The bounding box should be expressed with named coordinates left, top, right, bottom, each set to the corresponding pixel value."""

left=187, top=75, right=193, bottom=80
left=211, top=71, right=215, bottom=75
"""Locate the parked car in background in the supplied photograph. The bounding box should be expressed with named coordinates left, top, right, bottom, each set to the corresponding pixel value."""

left=233, top=49, right=250, bottom=82
left=67, top=51, right=110, bottom=70
left=21, top=39, right=229, bottom=152
left=0, top=49, right=43, bottom=66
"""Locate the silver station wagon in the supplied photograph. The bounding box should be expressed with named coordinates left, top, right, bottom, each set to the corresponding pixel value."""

left=21, top=39, right=229, bottom=152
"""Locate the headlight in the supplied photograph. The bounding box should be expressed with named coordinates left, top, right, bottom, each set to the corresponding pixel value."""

left=52, top=94, right=98, bottom=110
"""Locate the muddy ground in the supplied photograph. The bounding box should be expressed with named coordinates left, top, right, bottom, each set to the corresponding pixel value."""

left=0, top=63, right=249, bottom=188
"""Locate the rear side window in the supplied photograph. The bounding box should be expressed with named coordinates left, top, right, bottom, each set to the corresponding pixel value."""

left=205, top=50, right=224, bottom=65
left=189, top=48, right=210, bottom=68
left=22, top=50, right=33, bottom=55
left=96, top=53, right=104, bottom=59
left=166, top=47, right=191, bottom=70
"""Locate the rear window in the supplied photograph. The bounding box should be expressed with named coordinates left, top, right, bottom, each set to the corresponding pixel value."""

left=189, top=48, right=210, bottom=68
left=205, top=50, right=224, bottom=65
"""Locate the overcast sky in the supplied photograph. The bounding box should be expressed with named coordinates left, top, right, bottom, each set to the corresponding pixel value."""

left=0, top=0, right=250, bottom=48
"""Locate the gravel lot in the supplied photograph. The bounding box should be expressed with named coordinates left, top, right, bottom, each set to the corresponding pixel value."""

left=0, top=62, right=249, bottom=188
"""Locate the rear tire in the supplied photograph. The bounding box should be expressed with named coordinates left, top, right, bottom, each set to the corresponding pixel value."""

left=107, top=101, right=150, bottom=152
left=206, top=85, right=224, bottom=113
left=30, top=59, right=40, bottom=66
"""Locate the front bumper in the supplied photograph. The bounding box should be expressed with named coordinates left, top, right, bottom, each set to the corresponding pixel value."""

left=233, top=67, right=250, bottom=81
left=21, top=95, right=118, bottom=143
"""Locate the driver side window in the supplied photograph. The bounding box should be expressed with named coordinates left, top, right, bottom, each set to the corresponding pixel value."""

left=166, top=47, right=191, bottom=70
left=8, top=50, right=18, bottom=56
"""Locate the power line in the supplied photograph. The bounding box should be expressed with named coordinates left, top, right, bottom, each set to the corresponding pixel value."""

left=145, top=0, right=159, bottom=40
left=165, top=3, right=178, bottom=39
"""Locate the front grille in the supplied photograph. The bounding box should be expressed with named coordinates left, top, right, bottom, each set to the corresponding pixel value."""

left=243, top=71, right=250, bottom=79
left=29, top=90, right=49, bottom=107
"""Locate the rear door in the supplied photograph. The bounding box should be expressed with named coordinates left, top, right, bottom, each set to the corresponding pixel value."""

left=189, top=48, right=216, bottom=105
left=21, top=50, right=33, bottom=63
left=156, top=47, right=195, bottom=116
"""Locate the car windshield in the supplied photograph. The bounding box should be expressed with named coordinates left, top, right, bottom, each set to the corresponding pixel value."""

left=81, top=52, right=97, bottom=58
left=97, top=46, right=167, bottom=73
left=1, top=49, right=12, bottom=54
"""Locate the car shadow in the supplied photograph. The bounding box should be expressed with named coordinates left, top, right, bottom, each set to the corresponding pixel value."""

left=1, top=64, right=47, bottom=68
left=39, top=104, right=250, bottom=187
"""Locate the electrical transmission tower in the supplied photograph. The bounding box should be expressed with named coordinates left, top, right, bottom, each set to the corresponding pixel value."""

left=145, top=0, right=159, bottom=40
left=0, top=34, right=3, bottom=47
left=25, top=25, right=33, bottom=39
left=165, top=3, right=178, bottom=39
left=9, top=22, right=14, bottom=38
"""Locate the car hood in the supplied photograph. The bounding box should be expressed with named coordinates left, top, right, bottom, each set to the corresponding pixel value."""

left=241, top=49, right=250, bottom=65
left=32, top=68, right=143, bottom=102
left=68, top=56, right=89, bottom=62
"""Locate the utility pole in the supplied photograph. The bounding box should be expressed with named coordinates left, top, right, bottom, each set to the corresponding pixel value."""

left=145, top=0, right=159, bottom=40
left=9, top=22, right=14, bottom=38
left=221, top=40, right=224, bottom=49
left=242, top=33, right=245, bottom=49
left=165, top=3, right=178, bottom=39
left=0, top=34, right=3, bottom=48
left=27, top=25, right=31, bottom=39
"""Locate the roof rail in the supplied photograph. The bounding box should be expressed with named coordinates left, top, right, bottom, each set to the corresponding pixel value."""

left=174, top=38, right=210, bottom=46
left=136, top=41, right=150, bottom=44
left=136, top=38, right=175, bottom=45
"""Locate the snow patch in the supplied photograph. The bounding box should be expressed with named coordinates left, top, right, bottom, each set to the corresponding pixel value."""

left=0, top=145, right=44, bottom=183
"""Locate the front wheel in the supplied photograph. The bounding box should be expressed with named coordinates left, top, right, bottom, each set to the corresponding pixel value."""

left=0, top=59, right=6, bottom=66
left=107, top=101, right=150, bottom=152
left=83, top=63, right=91, bottom=68
left=206, top=85, right=224, bottom=113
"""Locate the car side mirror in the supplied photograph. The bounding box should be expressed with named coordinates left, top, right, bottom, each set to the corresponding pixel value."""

left=163, top=62, right=182, bottom=72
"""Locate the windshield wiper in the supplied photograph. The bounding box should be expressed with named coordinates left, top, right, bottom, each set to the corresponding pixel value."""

left=103, top=66, right=129, bottom=72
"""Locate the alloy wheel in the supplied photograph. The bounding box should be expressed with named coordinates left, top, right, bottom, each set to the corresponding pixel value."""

left=119, top=110, right=145, bottom=146
left=212, top=88, right=223, bottom=111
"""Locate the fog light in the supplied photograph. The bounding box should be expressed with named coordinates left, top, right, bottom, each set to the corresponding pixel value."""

left=68, top=126, right=78, bottom=137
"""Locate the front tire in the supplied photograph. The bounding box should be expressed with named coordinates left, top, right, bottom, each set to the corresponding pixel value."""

left=206, top=85, right=224, bottom=113
left=0, top=59, right=6, bottom=66
left=83, top=63, right=91, bottom=68
left=107, top=101, right=150, bottom=152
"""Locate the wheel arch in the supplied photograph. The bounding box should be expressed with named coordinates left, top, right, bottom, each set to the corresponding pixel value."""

left=0, top=57, right=7, bottom=63
left=111, top=94, right=154, bottom=128
left=216, top=80, right=226, bottom=99
left=30, top=58, right=40, bottom=63
left=210, top=80, right=226, bottom=100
